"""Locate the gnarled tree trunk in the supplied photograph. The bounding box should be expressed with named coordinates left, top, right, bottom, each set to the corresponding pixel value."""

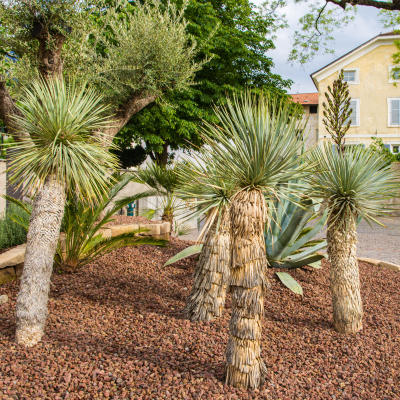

left=185, top=210, right=230, bottom=322
left=225, top=189, right=268, bottom=389
left=327, top=212, right=363, bottom=334
left=15, top=177, right=66, bottom=346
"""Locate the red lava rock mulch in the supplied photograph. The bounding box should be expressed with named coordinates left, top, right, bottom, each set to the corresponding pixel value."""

left=0, top=238, right=399, bottom=399
left=105, top=216, right=163, bottom=226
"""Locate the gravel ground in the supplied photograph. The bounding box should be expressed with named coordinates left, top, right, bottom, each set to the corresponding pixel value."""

left=0, top=238, right=399, bottom=400
left=105, top=216, right=163, bottom=226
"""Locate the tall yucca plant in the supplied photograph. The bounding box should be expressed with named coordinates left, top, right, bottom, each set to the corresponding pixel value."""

left=132, top=162, right=179, bottom=224
left=198, top=92, right=312, bottom=389
left=8, top=78, right=119, bottom=347
left=307, top=144, right=399, bottom=334
left=175, top=157, right=235, bottom=322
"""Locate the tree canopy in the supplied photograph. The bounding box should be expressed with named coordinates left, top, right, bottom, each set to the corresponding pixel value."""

left=115, top=0, right=293, bottom=165
left=0, top=0, right=203, bottom=141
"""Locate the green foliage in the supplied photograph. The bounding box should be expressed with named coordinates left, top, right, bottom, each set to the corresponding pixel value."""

left=265, top=195, right=327, bottom=269
left=111, top=145, right=148, bottom=169
left=0, top=136, right=13, bottom=159
left=0, top=0, right=203, bottom=107
left=307, top=143, right=400, bottom=231
left=322, top=70, right=352, bottom=155
left=132, top=162, right=180, bottom=223
left=370, top=137, right=400, bottom=164
left=116, top=0, right=293, bottom=160
left=0, top=203, right=30, bottom=250
left=8, top=78, right=119, bottom=202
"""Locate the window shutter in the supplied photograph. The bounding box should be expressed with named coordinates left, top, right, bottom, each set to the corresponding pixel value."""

left=349, top=100, right=357, bottom=125
left=384, top=144, right=391, bottom=150
left=391, top=100, right=400, bottom=125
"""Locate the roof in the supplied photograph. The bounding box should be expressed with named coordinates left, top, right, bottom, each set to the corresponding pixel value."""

left=290, top=93, right=319, bottom=105
left=310, top=31, right=400, bottom=87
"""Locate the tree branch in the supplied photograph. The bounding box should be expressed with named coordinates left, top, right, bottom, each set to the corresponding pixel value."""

left=327, top=0, right=399, bottom=11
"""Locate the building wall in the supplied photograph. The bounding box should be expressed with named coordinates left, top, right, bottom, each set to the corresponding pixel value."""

left=316, top=44, right=400, bottom=147
left=301, top=105, right=319, bottom=147
left=0, top=160, right=6, bottom=215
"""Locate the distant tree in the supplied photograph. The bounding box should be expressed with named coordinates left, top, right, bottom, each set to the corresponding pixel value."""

left=116, top=0, right=292, bottom=164
left=322, top=70, right=352, bottom=155
left=0, top=0, right=204, bottom=142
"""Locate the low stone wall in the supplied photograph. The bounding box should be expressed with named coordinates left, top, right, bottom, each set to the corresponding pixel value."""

left=0, top=222, right=171, bottom=286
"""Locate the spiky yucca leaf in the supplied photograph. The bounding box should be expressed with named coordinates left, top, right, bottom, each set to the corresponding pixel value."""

left=7, top=78, right=119, bottom=202
left=307, top=144, right=400, bottom=230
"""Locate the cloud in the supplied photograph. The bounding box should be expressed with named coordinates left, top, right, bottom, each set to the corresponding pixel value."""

left=253, top=1, right=383, bottom=92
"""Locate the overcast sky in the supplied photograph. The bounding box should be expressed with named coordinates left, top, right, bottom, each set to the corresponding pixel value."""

left=253, top=1, right=384, bottom=93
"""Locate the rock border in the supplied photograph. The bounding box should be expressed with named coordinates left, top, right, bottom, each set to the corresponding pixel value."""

left=0, top=222, right=171, bottom=286
left=357, top=257, right=400, bottom=272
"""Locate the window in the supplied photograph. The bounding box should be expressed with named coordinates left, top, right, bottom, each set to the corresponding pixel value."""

left=341, top=68, right=359, bottom=85
left=347, top=99, right=360, bottom=126
left=388, top=66, right=400, bottom=83
left=393, top=145, right=400, bottom=154
left=343, top=71, right=355, bottom=82
left=309, top=105, right=318, bottom=114
left=388, top=98, right=400, bottom=126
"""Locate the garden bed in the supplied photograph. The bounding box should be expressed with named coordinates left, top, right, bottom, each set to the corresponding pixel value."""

left=0, top=239, right=399, bottom=399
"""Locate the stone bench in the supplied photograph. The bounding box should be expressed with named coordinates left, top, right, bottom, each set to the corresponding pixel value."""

left=0, top=222, right=171, bottom=286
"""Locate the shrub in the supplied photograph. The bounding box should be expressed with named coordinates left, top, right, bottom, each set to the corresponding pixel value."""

left=0, top=203, right=30, bottom=250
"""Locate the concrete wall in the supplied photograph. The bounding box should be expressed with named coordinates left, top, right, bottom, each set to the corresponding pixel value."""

left=316, top=44, right=400, bottom=147
left=0, top=160, right=6, bottom=215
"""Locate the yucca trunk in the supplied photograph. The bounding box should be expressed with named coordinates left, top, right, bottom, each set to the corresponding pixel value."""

left=16, top=177, right=66, bottom=346
left=185, top=210, right=230, bottom=321
left=327, top=212, right=363, bottom=334
left=225, top=189, right=268, bottom=389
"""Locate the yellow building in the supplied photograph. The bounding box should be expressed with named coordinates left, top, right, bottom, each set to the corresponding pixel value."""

left=310, top=31, right=400, bottom=152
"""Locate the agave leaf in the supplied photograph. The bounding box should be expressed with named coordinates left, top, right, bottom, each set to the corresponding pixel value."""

left=284, top=241, right=327, bottom=262
left=267, top=198, right=313, bottom=259
left=164, top=244, right=203, bottom=266
left=276, top=272, right=303, bottom=295
left=281, top=208, right=328, bottom=259
left=308, top=260, right=322, bottom=269
left=270, top=254, right=324, bottom=270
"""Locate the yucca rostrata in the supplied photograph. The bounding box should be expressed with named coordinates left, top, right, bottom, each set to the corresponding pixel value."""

left=307, top=144, right=399, bottom=334
left=8, top=78, right=119, bottom=346
left=175, top=159, right=234, bottom=322
left=187, top=92, right=311, bottom=388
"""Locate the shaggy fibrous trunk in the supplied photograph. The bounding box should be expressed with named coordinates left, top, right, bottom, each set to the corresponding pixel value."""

left=16, top=177, right=66, bottom=346
left=327, top=213, right=363, bottom=334
left=185, top=211, right=230, bottom=322
left=225, top=190, right=269, bottom=389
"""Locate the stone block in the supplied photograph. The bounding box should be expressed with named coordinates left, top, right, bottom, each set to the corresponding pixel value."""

left=378, top=261, right=400, bottom=272
left=141, top=224, right=161, bottom=236
left=357, top=257, right=379, bottom=267
left=0, top=244, right=26, bottom=269
left=0, top=294, right=8, bottom=304
left=0, top=267, right=16, bottom=286
left=153, top=233, right=170, bottom=240
left=14, top=262, right=24, bottom=277
left=160, top=222, right=171, bottom=234
left=95, top=228, right=112, bottom=239
left=109, top=224, right=139, bottom=236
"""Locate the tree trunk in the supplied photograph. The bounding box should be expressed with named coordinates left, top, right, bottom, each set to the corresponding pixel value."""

left=185, top=210, right=230, bottom=322
left=225, top=189, right=268, bottom=389
left=37, top=32, right=65, bottom=78
left=15, top=177, right=66, bottom=347
left=327, top=213, right=363, bottom=334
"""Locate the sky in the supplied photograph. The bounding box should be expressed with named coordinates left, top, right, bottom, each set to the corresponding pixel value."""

left=253, top=1, right=385, bottom=93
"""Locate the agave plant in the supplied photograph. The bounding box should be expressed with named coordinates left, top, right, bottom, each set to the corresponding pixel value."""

left=265, top=192, right=328, bottom=294
left=307, top=144, right=399, bottom=334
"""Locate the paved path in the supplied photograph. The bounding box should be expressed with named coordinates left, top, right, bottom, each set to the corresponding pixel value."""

left=180, top=217, right=400, bottom=265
